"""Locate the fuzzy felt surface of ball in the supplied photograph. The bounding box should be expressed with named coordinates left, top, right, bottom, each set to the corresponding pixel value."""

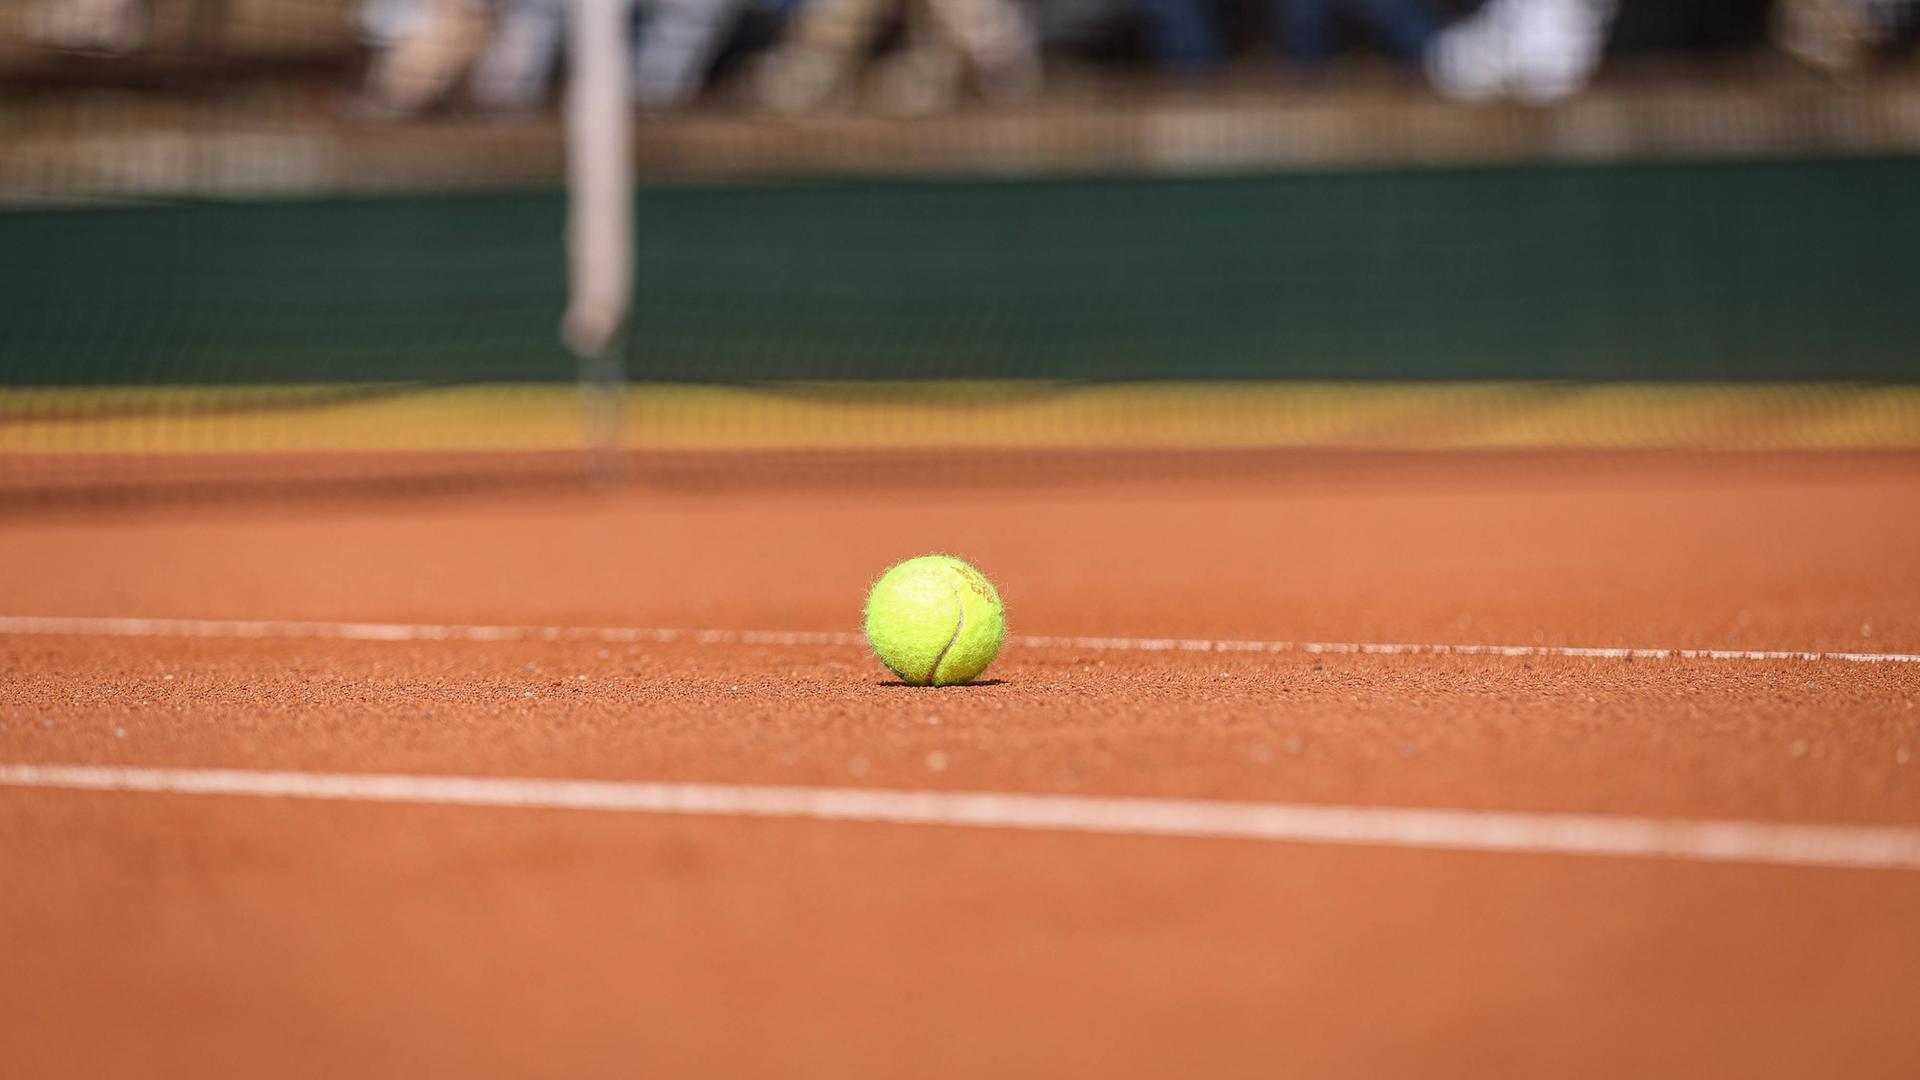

left=863, top=555, right=1006, bottom=686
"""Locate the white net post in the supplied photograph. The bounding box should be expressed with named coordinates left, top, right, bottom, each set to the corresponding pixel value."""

left=563, top=0, right=634, bottom=479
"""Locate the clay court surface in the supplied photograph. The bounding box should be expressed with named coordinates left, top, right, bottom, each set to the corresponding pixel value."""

left=4, top=452, right=1919, bottom=1077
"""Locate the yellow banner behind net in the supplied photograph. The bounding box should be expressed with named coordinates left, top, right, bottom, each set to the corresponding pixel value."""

left=6, top=383, right=1920, bottom=458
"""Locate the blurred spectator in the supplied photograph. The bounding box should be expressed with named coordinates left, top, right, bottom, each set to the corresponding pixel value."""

left=1132, top=0, right=1445, bottom=76
left=28, top=0, right=152, bottom=53
left=753, top=0, right=1039, bottom=113
left=470, top=0, right=751, bottom=110
left=468, top=0, right=569, bottom=110
left=1772, top=0, right=1917, bottom=74
left=631, top=0, right=756, bottom=108
left=360, top=0, right=493, bottom=113
left=1286, top=0, right=1442, bottom=65
left=1425, top=0, right=1618, bottom=103
left=327, top=0, right=1920, bottom=117
left=361, top=0, right=749, bottom=115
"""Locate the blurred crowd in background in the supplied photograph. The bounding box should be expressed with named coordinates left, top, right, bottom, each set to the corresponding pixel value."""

left=19, top=0, right=1920, bottom=117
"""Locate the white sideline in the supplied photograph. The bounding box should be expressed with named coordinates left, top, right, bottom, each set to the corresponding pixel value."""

left=1, top=614, right=1916, bottom=664
left=3, top=763, right=1918, bottom=871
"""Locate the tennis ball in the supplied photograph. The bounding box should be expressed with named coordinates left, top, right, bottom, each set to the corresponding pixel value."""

left=864, top=554, right=1006, bottom=686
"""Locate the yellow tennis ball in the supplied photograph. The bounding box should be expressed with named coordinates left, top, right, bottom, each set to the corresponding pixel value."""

left=864, top=554, right=1006, bottom=686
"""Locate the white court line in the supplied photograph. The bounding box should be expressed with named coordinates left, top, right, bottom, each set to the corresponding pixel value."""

left=1, top=613, right=1917, bottom=665
left=3, top=763, right=1918, bottom=871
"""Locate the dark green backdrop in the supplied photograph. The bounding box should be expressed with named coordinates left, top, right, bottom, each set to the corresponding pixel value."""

left=4, top=155, right=1917, bottom=386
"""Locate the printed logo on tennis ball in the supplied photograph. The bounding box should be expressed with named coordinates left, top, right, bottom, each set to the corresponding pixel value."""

left=864, top=555, right=1005, bottom=686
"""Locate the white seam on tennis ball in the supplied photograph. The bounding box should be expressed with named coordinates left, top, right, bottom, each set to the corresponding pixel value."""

left=925, top=577, right=966, bottom=687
